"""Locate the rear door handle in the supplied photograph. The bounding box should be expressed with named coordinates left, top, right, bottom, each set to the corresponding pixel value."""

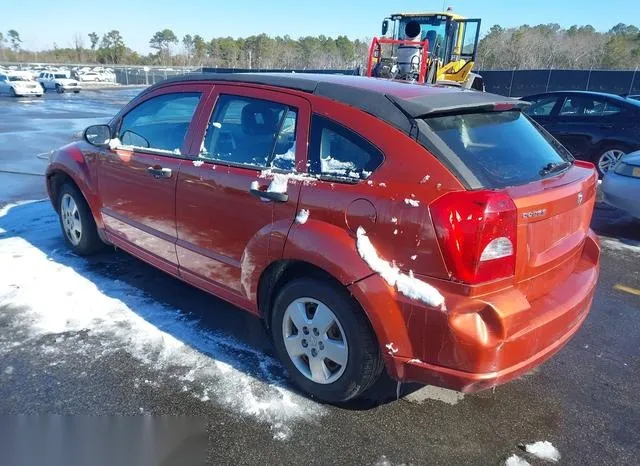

left=147, top=166, right=172, bottom=179
left=250, top=188, right=288, bottom=202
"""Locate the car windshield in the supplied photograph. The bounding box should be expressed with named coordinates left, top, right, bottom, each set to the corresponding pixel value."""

left=421, top=111, right=573, bottom=189
left=8, top=76, right=28, bottom=81
left=54, top=74, right=67, bottom=79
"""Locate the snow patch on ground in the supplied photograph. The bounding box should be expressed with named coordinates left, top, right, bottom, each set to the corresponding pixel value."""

left=403, top=385, right=465, bottom=405
left=295, top=209, right=309, bottom=224
left=0, top=201, right=325, bottom=440
left=505, top=454, right=531, bottom=466
left=524, top=441, right=560, bottom=463
left=356, top=227, right=445, bottom=309
left=404, top=198, right=420, bottom=207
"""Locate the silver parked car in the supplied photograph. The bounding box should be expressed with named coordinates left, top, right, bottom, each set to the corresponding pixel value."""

left=602, top=150, right=640, bottom=219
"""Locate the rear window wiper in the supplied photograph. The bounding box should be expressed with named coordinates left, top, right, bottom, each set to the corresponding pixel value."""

left=539, top=161, right=572, bottom=177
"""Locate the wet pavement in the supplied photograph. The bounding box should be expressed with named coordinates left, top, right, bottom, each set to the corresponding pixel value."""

left=0, top=89, right=639, bottom=465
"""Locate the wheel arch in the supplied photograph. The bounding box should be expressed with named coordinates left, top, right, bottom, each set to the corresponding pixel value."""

left=46, top=146, right=103, bottom=230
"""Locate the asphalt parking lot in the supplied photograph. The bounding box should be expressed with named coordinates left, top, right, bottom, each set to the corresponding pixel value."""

left=0, top=89, right=638, bottom=465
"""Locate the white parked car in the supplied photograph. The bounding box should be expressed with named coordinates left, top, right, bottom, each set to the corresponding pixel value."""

left=0, top=73, right=43, bottom=97
left=38, top=72, right=81, bottom=93
left=78, top=71, right=102, bottom=82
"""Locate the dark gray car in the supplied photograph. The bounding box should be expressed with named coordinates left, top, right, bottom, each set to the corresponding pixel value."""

left=522, top=91, right=640, bottom=176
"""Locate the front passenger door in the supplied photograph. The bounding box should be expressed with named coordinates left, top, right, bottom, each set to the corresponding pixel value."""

left=98, top=85, right=211, bottom=274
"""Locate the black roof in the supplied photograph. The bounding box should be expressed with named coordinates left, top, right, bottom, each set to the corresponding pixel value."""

left=148, top=73, right=528, bottom=135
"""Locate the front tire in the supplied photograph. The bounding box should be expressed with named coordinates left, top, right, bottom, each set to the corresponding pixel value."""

left=58, top=183, right=104, bottom=255
left=271, top=278, right=383, bottom=403
left=56, top=84, right=64, bottom=94
left=9, top=88, right=17, bottom=97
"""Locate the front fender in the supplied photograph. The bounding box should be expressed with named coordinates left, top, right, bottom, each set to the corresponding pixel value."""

left=46, top=142, right=103, bottom=228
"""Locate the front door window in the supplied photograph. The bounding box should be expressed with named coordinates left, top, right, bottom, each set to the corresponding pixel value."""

left=117, top=93, right=201, bottom=154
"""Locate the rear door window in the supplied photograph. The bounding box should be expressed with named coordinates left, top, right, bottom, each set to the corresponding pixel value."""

left=308, top=115, right=383, bottom=180
left=199, top=94, right=297, bottom=169
left=420, top=111, right=573, bottom=189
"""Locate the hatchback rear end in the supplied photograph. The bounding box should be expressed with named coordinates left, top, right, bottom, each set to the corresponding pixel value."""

left=348, top=94, right=600, bottom=393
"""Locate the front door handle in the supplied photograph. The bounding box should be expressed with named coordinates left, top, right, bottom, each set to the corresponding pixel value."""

left=147, top=166, right=172, bottom=179
left=250, top=188, right=288, bottom=202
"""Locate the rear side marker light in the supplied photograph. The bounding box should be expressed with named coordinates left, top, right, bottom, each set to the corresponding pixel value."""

left=429, top=190, right=518, bottom=284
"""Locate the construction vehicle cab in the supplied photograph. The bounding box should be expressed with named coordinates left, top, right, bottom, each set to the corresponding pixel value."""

left=368, top=10, right=484, bottom=90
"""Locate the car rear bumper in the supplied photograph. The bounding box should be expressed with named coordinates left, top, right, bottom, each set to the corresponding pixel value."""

left=602, top=171, right=640, bottom=219
left=349, top=230, right=600, bottom=393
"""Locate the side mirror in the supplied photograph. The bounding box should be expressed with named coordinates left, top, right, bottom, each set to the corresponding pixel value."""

left=84, top=124, right=111, bottom=147
left=382, top=19, right=389, bottom=36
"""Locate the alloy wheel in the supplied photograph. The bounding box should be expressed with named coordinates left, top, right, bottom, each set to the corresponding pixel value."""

left=598, top=149, right=625, bottom=174
left=60, top=193, right=82, bottom=246
left=282, top=297, right=349, bottom=385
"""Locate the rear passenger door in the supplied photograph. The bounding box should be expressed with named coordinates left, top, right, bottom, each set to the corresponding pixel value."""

left=175, top=86, right=311, bottom=304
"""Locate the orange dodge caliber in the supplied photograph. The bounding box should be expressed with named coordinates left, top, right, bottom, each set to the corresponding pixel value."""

left=46, top=73, right=600, bottom=403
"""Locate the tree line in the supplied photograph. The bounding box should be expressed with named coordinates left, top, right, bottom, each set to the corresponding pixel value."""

left=1, top=23, right=639, bottom=70
left=477, top=23, right=640, bottom=70
left=0, top=29, right=369, bottom=69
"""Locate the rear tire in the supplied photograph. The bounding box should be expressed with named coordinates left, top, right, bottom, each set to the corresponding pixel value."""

left=57, top=183, right=104, bottom=255
left=593, top=145, right=626, bottom=177
left=271, top=277, right=383, bottom=403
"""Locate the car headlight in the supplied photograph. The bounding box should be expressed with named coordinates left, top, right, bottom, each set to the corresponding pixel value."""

left=614, top=162, right=640, bottom=178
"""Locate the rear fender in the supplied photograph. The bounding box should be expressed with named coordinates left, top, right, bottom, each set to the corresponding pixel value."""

left=282, top=220, right=415, bottom=355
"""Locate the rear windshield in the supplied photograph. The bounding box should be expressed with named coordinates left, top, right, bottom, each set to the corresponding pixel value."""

left=421, top=111, right=572, bottom=189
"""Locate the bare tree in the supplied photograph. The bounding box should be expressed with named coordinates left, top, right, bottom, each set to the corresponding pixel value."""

left=73, top=33, right=85, bottom=62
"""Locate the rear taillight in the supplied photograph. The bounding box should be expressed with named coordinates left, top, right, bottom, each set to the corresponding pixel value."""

left=429, top=190, right=517, bottom=284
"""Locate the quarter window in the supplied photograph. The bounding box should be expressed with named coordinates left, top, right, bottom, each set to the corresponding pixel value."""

left=309, top=115, right=383, bottom=180
left=200, top=95, right=297, bottom=169
left=117, top=92, right=201, bottom=153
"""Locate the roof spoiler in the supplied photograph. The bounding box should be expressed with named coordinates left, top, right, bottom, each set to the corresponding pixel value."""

left=387, top=91, right=530, bottom=118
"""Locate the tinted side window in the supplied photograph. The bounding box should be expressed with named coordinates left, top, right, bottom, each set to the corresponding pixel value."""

left=309, top=115, right=383, bottom=180
left=559, top=95, right=622, bottom=117
left=200, top=94, right=296, bottom=169
left=524, top=96, right=559, bottom=116
left=118, top=93, right=201, bottom=153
